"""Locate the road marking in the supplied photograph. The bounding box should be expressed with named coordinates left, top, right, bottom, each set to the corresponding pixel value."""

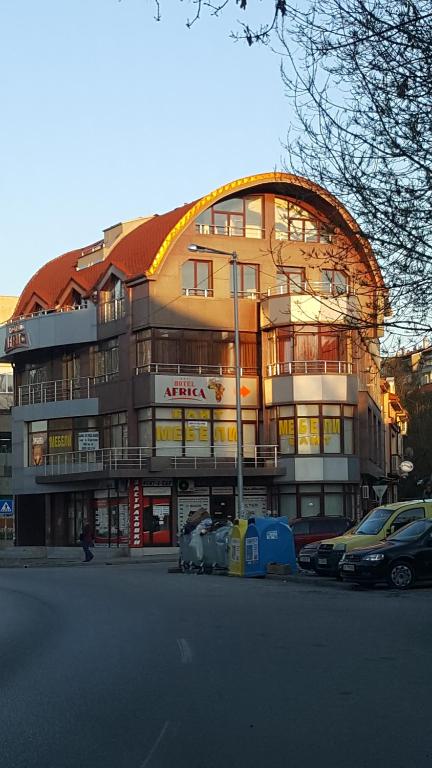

left=177, top=637, right=193, bottom=664
left=141, top=720, right=170, bottom=768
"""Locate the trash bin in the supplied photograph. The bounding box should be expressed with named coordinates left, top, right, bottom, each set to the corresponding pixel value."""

left=179, top=520, right=210, bottom=572
left=228, top=519, right=248, bottom=576
left=244, top=516, right=297, bottom=577
left=202, top=521, right=233, bottom=572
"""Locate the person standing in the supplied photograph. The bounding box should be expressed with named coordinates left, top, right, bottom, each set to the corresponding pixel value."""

left=80, top=523, right=95, bottom=563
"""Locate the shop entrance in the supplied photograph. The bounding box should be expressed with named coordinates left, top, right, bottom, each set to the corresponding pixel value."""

left=211, top=495, right=235, bottom=522
left=94, top=489, right=129, bottom=547
left=143, top=496, right=172, bottom=546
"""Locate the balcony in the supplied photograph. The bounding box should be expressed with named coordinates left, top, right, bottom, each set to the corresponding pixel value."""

left=261, top=284, right=362, bottom=328
left=36, top=445, right=279, bottom=478
left=136, top=362, right=258, bottom=377
left=195, top=223, right=264, bottom=239
left=16, top=377, right=99, bottom=406
left=0, top=302, right=97, bottom=361
left=267, top=361, right=355, bottom=376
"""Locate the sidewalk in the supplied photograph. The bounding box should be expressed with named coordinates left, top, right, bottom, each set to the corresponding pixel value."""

left=0, top=546, right=179, bottom=568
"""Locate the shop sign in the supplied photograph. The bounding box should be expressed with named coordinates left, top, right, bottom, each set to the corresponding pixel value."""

left=280, top=417, right=340, bottom=447
left=212, top=487, right=233, bottom=496
left=48, top=432, right=73, bottom=451
left=155, top=375, right=257, bottom=407
left=177, top=496, right=210, bottom=533
left=78, top=432, right=100, bottom=451
left=4, top=322, right=29, bottom=353
left=129, top=479, right=144, bottom=547
left=243, top=496, right=267, bottom=517
left=142, top=485, right=172, bottom=496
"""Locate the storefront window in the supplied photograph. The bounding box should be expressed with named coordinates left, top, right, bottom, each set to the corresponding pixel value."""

left=277, top=404, right=355, bottom=455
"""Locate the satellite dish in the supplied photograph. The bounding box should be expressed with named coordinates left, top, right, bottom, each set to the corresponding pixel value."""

left=399, top=460, right=414, bottom=473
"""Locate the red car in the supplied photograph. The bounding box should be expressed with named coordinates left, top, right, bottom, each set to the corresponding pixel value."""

left=290, top=516, right=353, bottom=554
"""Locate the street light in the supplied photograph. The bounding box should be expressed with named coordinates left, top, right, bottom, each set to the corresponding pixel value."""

left=188, top=243, right=245, bottom=518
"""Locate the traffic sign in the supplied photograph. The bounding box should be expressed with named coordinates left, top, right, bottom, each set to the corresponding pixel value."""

left=372, top=485, right=388, bottom=502
left=0, top=500, right=14, bottom=517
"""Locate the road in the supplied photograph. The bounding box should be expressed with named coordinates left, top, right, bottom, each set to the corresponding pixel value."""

left=1, top=564, right=432, bottom=768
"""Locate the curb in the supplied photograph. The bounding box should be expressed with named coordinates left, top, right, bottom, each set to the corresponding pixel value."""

left=0, top=556, right=179, bottom=569
left=168, top=567, right=347, bottom=588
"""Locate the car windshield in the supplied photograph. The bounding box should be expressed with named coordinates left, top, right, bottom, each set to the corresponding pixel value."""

left=355, top=507, right=393, bottom=535
left=388, top=519, right=432, bottom=542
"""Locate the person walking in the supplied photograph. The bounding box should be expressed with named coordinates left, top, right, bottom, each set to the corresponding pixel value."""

left=80, top=523, right=95, bottom=563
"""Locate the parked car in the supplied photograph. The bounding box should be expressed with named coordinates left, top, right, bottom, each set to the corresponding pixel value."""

left=290, top=516, right=353, bottom=554
left=315, top=500, right=432, bottom=576
left=339, top=518, right=432, bottom=589
left=298, top=541, right=321, bottom=572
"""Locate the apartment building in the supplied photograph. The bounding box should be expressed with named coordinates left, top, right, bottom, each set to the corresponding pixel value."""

left=0, top=172, right=389, bottom=547
left=0, top=296, right=17, bottom=541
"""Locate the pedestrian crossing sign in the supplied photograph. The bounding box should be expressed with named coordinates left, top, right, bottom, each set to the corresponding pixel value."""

left=0, top=500, right=13, bottom=516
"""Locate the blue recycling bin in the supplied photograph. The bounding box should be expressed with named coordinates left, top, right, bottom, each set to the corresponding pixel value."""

left=244, top=516, right=297, bottom=577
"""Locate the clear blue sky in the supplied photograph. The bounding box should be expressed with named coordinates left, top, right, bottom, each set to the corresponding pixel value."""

left=0, top=0, right=292, bottom=296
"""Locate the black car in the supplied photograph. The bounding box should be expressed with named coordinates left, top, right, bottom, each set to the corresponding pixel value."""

left=297, top=541, right=321, bottom=572
left=339, top=519, right=432, bottom=589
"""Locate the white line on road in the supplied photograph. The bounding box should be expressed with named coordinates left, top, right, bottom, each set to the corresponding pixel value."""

left=140, top=720, right=170, bottom=768
left=177, top=637, right=193, bottom=664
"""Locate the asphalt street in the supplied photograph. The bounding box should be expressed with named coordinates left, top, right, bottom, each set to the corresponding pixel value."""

left=0, top=564, right=431, bottom=768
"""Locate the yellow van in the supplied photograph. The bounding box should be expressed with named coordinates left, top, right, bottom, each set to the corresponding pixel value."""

left=315, top=500, right=432, bottom=575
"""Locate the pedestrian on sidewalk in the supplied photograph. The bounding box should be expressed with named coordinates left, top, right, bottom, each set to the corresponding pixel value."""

left=80, top=523, right=95, bottom=563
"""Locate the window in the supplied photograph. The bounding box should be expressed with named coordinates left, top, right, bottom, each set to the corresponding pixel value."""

left=230, top=264, right=258, bottom=298
left=274, top=198, right=332, bottom=242
left=136, top=330, right=151, bottom=370
left=267, top=326, right=347, bottom=371
left=321, top=270, right=348, bottom=296
left=102, top=412, right=128, bottom=448
left=278, top=404, right=355, bottom=455
left=0, top=373, right=13, bottom=393
left=182, top=260, right=213, bottom=296
left=195, top=195, right=263, bottom=239
left=392, top=507, right=425, bottom=529
left=99, top=276, right=125, bottom=323
left=140, top=329, right=257, bottom=372
left=90, top=339, right=119, bottom=382
left=276, top=267, right=305, bottom=294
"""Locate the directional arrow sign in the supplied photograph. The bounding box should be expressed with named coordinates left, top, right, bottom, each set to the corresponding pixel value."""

left=372, top=484, right=388, bottom=502
left=240, top=386, right=251, bottom=398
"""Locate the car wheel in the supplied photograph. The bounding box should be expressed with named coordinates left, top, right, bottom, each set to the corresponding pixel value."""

left=388, top=561, right=415, bottom=590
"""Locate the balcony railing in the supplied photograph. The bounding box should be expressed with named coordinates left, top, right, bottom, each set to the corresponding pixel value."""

left=98, top=297, right=125, bottom=324
left=4, top=301, right=90, bottom=325
left=38, top=445, right=278, bottom=475
left=195, top=223, right=264, bottom=239
left=267, top=360, right=354, bottom=376
left=17, top=377, right=97, bottom=406
left=182, top=288, right=214, bottom=297
left=265, top=282, right=354, bottom=298
left=136, top=362, right=258, bottom=376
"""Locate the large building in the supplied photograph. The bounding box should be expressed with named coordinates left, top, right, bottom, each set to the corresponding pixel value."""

left=0, top=296, right=18, bottom=541
left=0, top=172, right=390, bottom=547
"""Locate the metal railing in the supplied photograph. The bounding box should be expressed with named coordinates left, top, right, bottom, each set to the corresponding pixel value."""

left=136, top=362, right=258, bottom=376
left=182, top=288, right=214, bottom=297
left=267, top=360, right=354, bottom=376
left=39, top=445, right=278, bottom=475
left=265, top=282, right=354, bottom=298
left=3, top=301, right=90, bottom=326
left=195, top=223, right=265, bottom=239
left=17, top=377, right=95, bottom=406
left=98, top=297, right=125, bottom=324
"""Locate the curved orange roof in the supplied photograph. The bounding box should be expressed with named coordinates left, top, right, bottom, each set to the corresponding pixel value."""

left=13, top=172, right=383, bottom=318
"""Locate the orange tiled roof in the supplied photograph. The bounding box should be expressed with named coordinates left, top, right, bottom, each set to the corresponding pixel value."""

left=13, top=203, right=194, bottom=318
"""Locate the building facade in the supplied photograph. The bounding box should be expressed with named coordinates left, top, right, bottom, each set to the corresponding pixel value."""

left=0, top=296, right=17, bottom=541
left=1, top=173, right=389, bottom=547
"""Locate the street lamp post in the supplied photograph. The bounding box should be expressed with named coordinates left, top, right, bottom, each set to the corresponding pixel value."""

left=188, top=243, right=245, bottom=518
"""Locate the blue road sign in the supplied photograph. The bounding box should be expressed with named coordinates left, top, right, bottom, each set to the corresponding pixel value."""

left=0, top=500, right=14, bottom=517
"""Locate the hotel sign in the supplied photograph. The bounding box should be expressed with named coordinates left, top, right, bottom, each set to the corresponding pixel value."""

left=155, top=375, right=257, bottom=407
left=4, top=322, right=29, bottom=353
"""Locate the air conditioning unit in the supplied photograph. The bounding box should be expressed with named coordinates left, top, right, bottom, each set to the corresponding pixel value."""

left=361, top=485, right=369, bottom=499
left=177, top=479, right=195, bottom=493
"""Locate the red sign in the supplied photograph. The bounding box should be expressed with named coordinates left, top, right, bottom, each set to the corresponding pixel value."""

left=129, top=479, right=144, bottom=547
